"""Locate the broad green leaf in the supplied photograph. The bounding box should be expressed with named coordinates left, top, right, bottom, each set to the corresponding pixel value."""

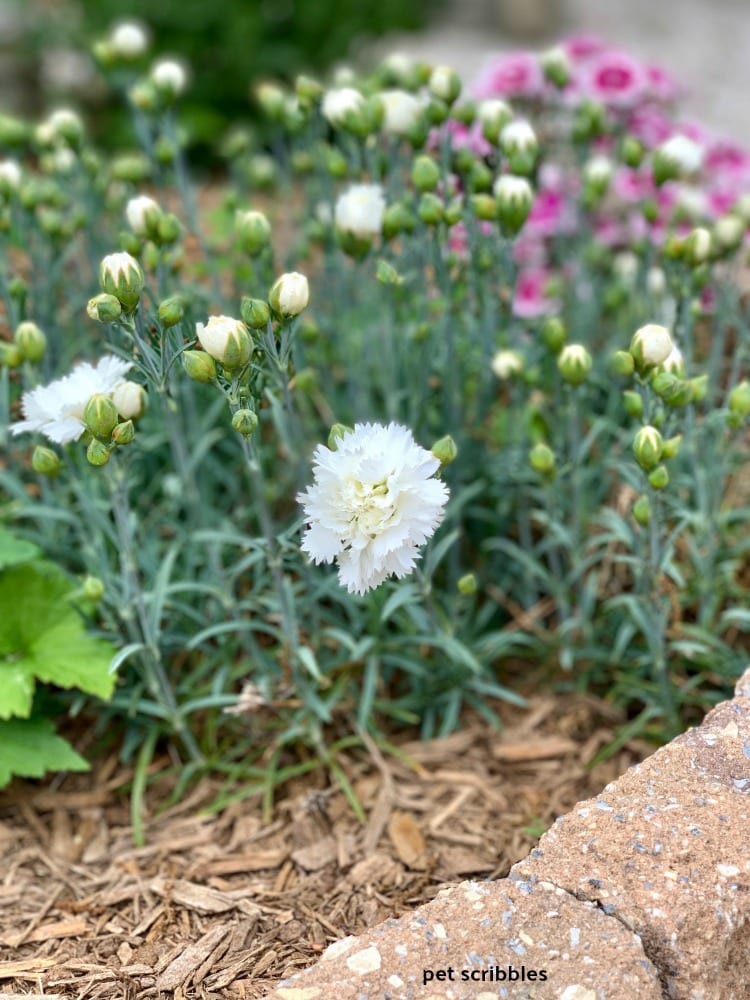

left=0, top=562, right=116, bottom=718
left=0, top=529, right=40, bottom=570
left=0, top=717, right=89, bottom=788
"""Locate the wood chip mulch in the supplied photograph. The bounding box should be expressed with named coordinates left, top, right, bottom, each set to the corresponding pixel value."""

left=0, top=695, right=650, bottom=999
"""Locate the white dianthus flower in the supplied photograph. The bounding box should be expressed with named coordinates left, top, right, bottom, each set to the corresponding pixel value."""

left=298, top=422, right=449, bottom=595
left=379, top=89, right=424, bottom=136
left=10, top=355, right=131, bottom=444
left=659, top=134, right=704, bottom=174
left=110, top=21, right=149, bottom=58
left=151, top=58, right=188, bottom=96
left=334, top=183, right=386, bottom=239
left=0, top=159, right=22, bottom=190
left=321, top=87, right=365, bottom=126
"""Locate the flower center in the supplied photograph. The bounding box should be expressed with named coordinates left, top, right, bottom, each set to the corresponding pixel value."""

left=345, top=477, right=395, bottom=536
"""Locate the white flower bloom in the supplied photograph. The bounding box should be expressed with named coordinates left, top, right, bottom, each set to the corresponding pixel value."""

left=500, top=119, right=537, bottom=154
left=110, top=21, right=149, bottom=58
left=0, top=159, right=22, bottom=190
left=334, top=183, right=386, bottom=239
left=10, top=355, right=131, bottom=444
left=151, top=59, right=188, bottom=96
left=321, top=87, right=365, bottom=126
left=659, top=134, right=704, bottom=173
left=379, top=89, right=424, bottom=136
left=298, top=422, right=449, bottom=594
left=584, top=155, right=614, bottom=185
left=491, top=349, right=524, bottom=380
left=493, top=173, right=532, bottom=205
left=125, top=194, right=161, bottom=235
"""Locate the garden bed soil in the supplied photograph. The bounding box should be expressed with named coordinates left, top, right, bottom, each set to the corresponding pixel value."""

left=0, top=694, right=649, bottom=999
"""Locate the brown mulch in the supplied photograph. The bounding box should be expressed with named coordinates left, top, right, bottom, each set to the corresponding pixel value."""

left=0, top=695, right=651, bottom=999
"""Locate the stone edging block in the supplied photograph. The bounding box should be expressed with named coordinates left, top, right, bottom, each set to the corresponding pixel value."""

left=265, top=670, right=750, bottom=999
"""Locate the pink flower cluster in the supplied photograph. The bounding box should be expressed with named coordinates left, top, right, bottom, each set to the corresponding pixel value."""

left=466, top=36, right=750, bottom=318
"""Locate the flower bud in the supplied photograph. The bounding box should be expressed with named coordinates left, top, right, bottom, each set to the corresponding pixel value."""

left=84, top=393, right=119, bottom=439
left=86, top=438, right=111, bottom=466
left=0, top=342, right=23, bottom=367
left=499, top=120, right=538, bottom=175
left=411, top=154, right=440, bottom=192
left=683, top=226, right=712, bottom=267
left=32, top=445, right=62, bottom=477
left=196, top=315, right=252, bottom=370
left=151, top=58, right=188, bottom=99
left=629, top=323, right=674, bottom=370
left=112, top=419, right=135, bottom=445
left=729, top=380, right=750, bottom=419
left=236, top=209, right=271, bottom=255
left=621, top=135, right=645, bottom=168
left=688, top=374, right=708, bottom=402
left=540, top=46, right=570, bottom=88
left=610, top=349, right=635, bottom=377
left=13, top=321, right=46, bottom=362
left=99, top=252, right=144, bottom=312
left=82, top=575, right=105, bottom=602
left=182, top=349, right=217, bottom=383
left=112, top=381, right=147, bottom=420
left=158, top=294, right=185, bottom=328
left=240, top=296, right=271, bottom=329
left=295, top=74, right=323, bottom=106
left=662, top=434, right=682, bottom=460
left=457, top=572, right=478, bottom=595
left=429, top=65, right=461, bottom=104
left=125, top=194, right=162, bottom=238
left=714, top=214, right=745, bottom=254
left=529, top=442, right=556, bottom=476
left=328, top=423, right=353, bottom=450
left=648, top=464, right=669, bottom=490
left=86, top=292, right=122, bottom=323
left=493, top=174, right=533, bottom=236
left=375, top=259, right=404, bottom=285
left=653, top=135, right=703, bottom=185
left=156, top=213, right=182, bottom=245
left=418, top=192, right=444, bottom=225
left=491, top=349, right=523, bottom=380
left=632, top=495, right=651, bottom=526
left=557, top=344, right=592, bottom=385
left=269, top=271, right=309, bottom=318
left=541, top=317, right=566, bottom=353
left=622, top=390, right=644, bottom=418
left=477, top=99, right=512, bottom=144
left=633, top=425, right=663, bottom=470
left=382, top=202, right=416, bottom=239
left=470, top=193, right=497, bottom=222
left=582, top=155, right=613, bottom=202
left=431, top=435, right=458, bottom=466
left=231, top=408, right=259, bottom=437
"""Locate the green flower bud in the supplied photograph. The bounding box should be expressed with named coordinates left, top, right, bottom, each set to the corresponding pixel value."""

left=32, top=445, right=62, bottom=477
left=493, top=174, right=533, bottom=236
left=571, top=100, right=606, bottom=144
left=382, top=202, right=416, bottom=240
left=86, top=438, right=111, bottom=466
left=269, top=272, right=309, bottom=317
left=541, top=317, right=566, bottom=354
left=688, top=374, right=708, bottom=402
left=457, top=572, right=478, bottom=595
left=84, top=393, right=119, bottom=439
left=429, top=66, right=461, bottom=104
left=0, top=342, right=23, bottom=367
left=633, top=425, right=663, bottom=470
left=255, top=81, right=286, bottom=120
left=443, top=198, right=463, bottom=226
left=235, top=209, right=271, bottom=255
left=729, top=380, right=750, bottom=417
left=648, top=464, right=669, bottom=489
left=158, top=294, right=185, bottom=328
left=328, top=423, right=353, bottom=450
left=623, top=390, right=644, bottom=418
left=431, top=434, right=457, bottom=465
left=119, top=231, right=142, bottom=256
left=500, top=120, right=538, bottom=176
left=182, top=349, right=217, bottom=383
left=247, top=153, right=277, bottom=189
left=411, top=154, right=440, bottom=192
left=529, top=442, right=556, bottom=476
left=112, top=419, right=135, bottom=445
left=13, top=321, right=46, bottom=362
left=110, top=153, right=151, bottom=184
left=240, top=297, right=271, bottom=329
left=231, top=408, right=259, bottom=437
left=156, top=212, right=182, bottom=245
left=477, top=98, right=513, bottom=145
left=375, top=259, right=404, bottom=285
left=557, top=344, right=592, bottom=385
left=621, top=135, right=645, bottom=168
left=540, top=46, right=570, bottom=88
left=418, top=192, right=444, bottom=225
left=610, top=350, right=635, bottom=377
left=468, top=160, right=493, bottom=192
left=470, top=194, right=497, bottom=222
left=87, top=292, right=122, bottom=323
left=452, top=100, right=476, bottom=126
left=82, top=575, right=105, bottom=602
left=295, top=74, right=324, bottom=105
left=632, top=495, right=652, bottom=526
left=425, top=98, right=450, bottom=126
left=99, top=251, right=144, bottom=312
left=325, top=146, right=348, bottom=178
left=661, top=434, right=682, bottom=460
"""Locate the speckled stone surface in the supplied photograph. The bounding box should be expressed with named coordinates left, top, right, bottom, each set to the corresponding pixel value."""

left=513, top=679, right=750, bottom=1000
left=265, top=671, right=750, bottom=1000
left=267, top=877, right=662, bottom=999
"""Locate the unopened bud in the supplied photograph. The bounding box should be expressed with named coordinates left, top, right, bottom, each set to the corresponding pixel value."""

left=633, top=425, right=663, bottom=470
left=431, top=435, right=457, bottom=465
left=493, top=174, right=533, bottom=236
left=411, top=154, right=440, bottom=192
left=684, top=226, right=712, bottom=266
left=112, top=419, right=135, bottom=445
left=610, top=350, right=635, bottom=377
left=429, top=65, right=461, bottom=104
left=158, top=294, right=185, bottom=327
left=457, top=572, right=478, bottom=595
left=375, top=259, right=403, bottom=285
left=99, top=251, right=144, bottom=312
left=14, top=321, right=46, bottom=362
left=112, top=381, right=147, bottom=420
left=623, top=389, right=644, bottom=418
left=629, top=322, right=674, bottom=370
left=269, top=271, right=309, bottom=317
left=231, top=408, right=259, bottom=437
left=529, top=442, right=556, bottom=476
left=648, top=464, right=669, bottom=489
left=541, top=317, right=566, bottom=353
left=32, top=445, right=62, bottom=476
left=84, top=393, right=119, bottom=438
left=328, top=423, right=353, bottom=450
left=196, top=315, right=252, bottom=369
left=86, top=438, right=111, bottom=466
left=632, top=495, right=652, bottom=526
left=662, top=434, right=682, bottom=459
left=182, top=349, right=217, bottom=383
left=240, top=297, right=271, bottom=329
left=82, top=575, right=105, bottom=602
left=418, top=192, right=444, bottom=225
left=236, top=209, right=271, bottom=255
left=557, top=344, right=592, bottom=385
left=87, top=292, right=122, bottom=323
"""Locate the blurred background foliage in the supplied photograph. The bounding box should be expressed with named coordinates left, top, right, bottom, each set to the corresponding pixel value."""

left=1, top=0, right=438, bottom=157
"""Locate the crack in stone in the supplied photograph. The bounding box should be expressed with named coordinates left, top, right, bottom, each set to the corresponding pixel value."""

left=536, top=878, right=672, bottom=1000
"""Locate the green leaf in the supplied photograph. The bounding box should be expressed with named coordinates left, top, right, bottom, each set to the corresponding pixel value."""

left=0, top=717, right=89, bottom=788
left=0, top=562, right=116, bottom=720
left=0, top=528, right=40, bottom=570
